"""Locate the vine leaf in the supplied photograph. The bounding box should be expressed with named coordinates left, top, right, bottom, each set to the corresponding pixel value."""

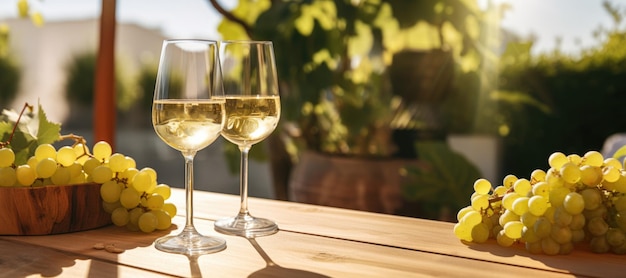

left=1, top=103, right=61, bottom=165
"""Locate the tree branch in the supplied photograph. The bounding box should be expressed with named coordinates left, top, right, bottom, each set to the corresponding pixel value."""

left=208, top=0, right=254, bottom=38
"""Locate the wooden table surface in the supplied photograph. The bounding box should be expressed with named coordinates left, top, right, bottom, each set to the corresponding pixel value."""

left=0, top=188, right=623, bottom=277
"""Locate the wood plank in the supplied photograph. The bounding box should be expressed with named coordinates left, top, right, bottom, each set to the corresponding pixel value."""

left=0, top=239, right=173, bottom=277
left=181, top=189, right=626, bottom=277
left=1, top=215, right=571, bottom=277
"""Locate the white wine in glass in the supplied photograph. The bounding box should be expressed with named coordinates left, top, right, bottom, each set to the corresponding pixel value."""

left=214, top=40, right=281, bottom=237
left=152, top=39, right=227, bottom=255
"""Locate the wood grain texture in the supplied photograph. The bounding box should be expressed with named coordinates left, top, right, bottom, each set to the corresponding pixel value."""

left=0, top=183, right=111, bottom=235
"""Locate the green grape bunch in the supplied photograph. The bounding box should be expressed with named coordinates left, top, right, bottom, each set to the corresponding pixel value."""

left=1, top=103, right=176, bottom=233
left=454, top=149, right=626, bottom=255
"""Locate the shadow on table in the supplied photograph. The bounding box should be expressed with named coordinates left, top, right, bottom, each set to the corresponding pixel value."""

left=0, top=223, right=171, bottom=277
left=246, top=237, right=330, bottom=278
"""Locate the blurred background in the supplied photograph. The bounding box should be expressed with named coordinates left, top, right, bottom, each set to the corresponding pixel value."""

left=2, top=0, right=626, bottom=220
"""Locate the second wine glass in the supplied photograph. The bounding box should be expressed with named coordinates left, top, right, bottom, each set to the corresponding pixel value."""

left=214, top=40, right=281, bottom=238
left=152, top=39, right=227, bottom=255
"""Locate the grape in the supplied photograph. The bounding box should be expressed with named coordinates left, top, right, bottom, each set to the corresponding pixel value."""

left=590, top=236, right=611, bottom=253
left=0, top=148, right=15, bottom=167
left=548, top=152, right=568, bottom=169
left=604, top=157, right=622, bottom=169
left=471, top=223, right=490, bottom=243
left=471, top=194, right=489, bottom=211
left=502, top=193, right=520, bottom=211
left=513, top=178, right=531, bottom=196
left=34, top=144, right=56, bottom=160
left=51, top=166, right=71, bottom=185
left=108, top=153, right=127, bottom=173
left=582, top=151, right=604, bottom=167
left=153, top=184, right=172, bottom=200
left=144, top=194, right=164, bottom=210
left=531, top=181, right=549, bottom=197
left=530, top=169, right=546, bottom=183
left=541, top=237, right=560, bottom=255
left=15, top=164, right=36, bottom=186
left=503, top=221, right=524, bottom=239
left=93, top=141, right=112, bottom=161
left=492, top=185, right=507, bottom=196
left=521, top=211, right=539, bottom=227
left=534, top=217, right=552, bottom=238
left=36, top=157, right=57, bottom=178
left=152, top=209, right=172, bottom=230
left=560, top=162, right=581, bottom=184
left=92, top=165, right=113, bottom=184
left=578, top=188, right=601, bottom=211
left=569, top=213, right=586, bottom=230
left=502, top=174, right=517, bottom=188
left=454, top=222, right=473, bottom=241
left=163, top=203, right=177, bottom=218
left=473, top=178, right=491, bottom=195
left=603, top=166, right=621, bottom=183
left=521, top=226, right=541, bottom=243
left=125, top=156, right=137, bottom=169
left=0, top=167, right=17, bottom=187
left=131, top=171, right=151, bottom=192
left=496, top=230, right=515, bottom=247
left=615, top=197, right=626, bottom=212
left=549, top=186, right=570, bottom=207
left=26, top=156, right=38, bottom=169
left=528, top=195, right=548, bottom=216
left=563, top=192, right=584, bottom=215
left=512, top=197, right=529, bottom=216
left=100, top=180, right=122, bottom=203
left=120, top=188, right=140, bottom=209
left=580, top=165, right=601, bottom=186
left=83, top=157, right=101, bottom=176
left=102, top=201, right=121, bottom=213
left=499, top=209, right=519, bottom=226
left=606, top=228, right=626, bottom=247
left=567, top=154, right=582, bottom=165
left=550, top=226, right=572, bottom=245
left=553, top=207, right=573, bottom=227
left=111, top=207, right=130, bottom=227
left=56, top=146, right=77, bottom=167
left=587, top=217, right=609, bottom=237
left=67, top=162, right=83, bottom=178
left=138, top=212, right=157, bottom=233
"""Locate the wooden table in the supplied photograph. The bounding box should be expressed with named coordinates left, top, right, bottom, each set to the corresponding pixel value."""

left=0, top=188, right=623, bottom=277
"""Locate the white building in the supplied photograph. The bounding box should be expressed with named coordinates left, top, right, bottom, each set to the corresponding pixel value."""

left=4, top=17, right=166, bottom=123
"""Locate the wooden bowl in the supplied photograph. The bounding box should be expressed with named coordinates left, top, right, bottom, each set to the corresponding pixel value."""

left=0, top=183, right=112, bottom=235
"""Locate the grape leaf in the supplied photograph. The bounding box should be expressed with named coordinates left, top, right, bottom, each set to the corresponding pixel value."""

left=0, top=104, right=61, bottom=165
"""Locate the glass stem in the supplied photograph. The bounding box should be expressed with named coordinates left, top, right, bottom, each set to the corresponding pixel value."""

left=239, top=145, right=251, bottom=215
left=182, top=150, right=197, bottom=229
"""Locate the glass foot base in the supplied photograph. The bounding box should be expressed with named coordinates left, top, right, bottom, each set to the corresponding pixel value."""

left=155, top=227, right=226, bottom=255
left=214, top=213, right=278, bottom=238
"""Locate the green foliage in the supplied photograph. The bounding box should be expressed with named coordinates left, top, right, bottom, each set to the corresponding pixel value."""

left=64, top=51, right=136, bottom=111
left=402, top=141, right=481, bottom=219
left=0, top=56, right=20, bottom=106
left=217, top=0, right=497, bottom=158
left=0, top=104, right=61, bottom=165
left=494, top=5, right=626, bottom=177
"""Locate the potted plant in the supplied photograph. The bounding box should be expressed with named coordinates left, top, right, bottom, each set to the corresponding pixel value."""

left=209, top=0, right=495, bottom=217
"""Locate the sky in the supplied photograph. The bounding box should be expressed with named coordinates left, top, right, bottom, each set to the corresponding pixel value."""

left=0, top=0, right=623, bottom=54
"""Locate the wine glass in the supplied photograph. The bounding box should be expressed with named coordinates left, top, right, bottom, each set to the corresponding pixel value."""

left=152, top=39, right=227, bottom=254
left=214, top=40, right=281, bottom=237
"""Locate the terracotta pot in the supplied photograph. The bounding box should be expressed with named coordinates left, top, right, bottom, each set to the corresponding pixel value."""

left=0, top=183, right=111, bottom=235
left=288, top=151, right=424, bottom=214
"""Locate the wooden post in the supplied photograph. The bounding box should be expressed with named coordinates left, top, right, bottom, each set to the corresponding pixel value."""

left=94, top=0, right=116, bottom=150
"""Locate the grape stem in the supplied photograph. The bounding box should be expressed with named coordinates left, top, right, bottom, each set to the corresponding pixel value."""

left=0, top=102, right=34, bottom=148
